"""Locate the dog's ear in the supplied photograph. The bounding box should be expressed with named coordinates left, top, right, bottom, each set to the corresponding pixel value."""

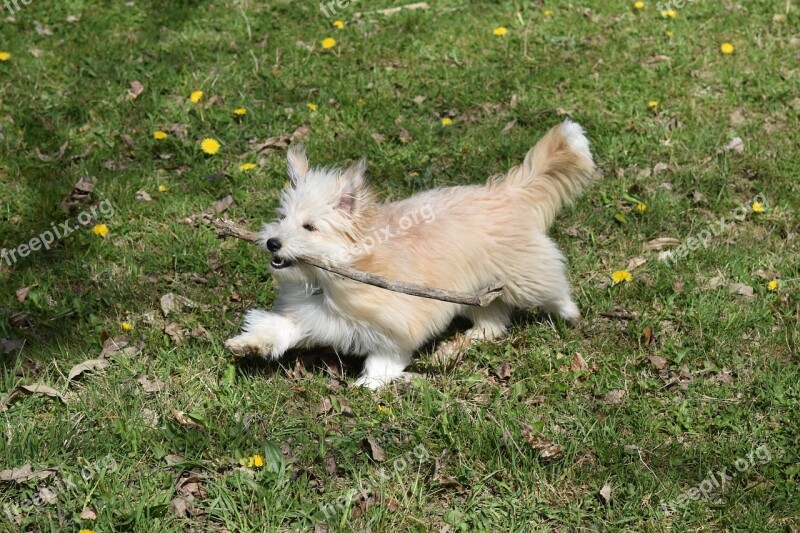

left=286, top=144, right=309, bottom=186
left=336, top=158, right=369, bottom=217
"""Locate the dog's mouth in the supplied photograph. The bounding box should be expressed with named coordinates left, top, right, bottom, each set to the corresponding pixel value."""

left=270, top=256, right=294, bottom=270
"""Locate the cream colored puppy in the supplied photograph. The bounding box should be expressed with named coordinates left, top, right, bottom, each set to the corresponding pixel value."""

left=226, top=120, right=596, bottom=388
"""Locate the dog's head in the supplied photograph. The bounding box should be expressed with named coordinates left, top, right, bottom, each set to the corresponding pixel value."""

left=259, top=145, right=374, bottom=278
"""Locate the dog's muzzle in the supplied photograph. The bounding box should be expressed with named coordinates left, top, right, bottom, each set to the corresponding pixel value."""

left=270, top=255, right=294, bottom=269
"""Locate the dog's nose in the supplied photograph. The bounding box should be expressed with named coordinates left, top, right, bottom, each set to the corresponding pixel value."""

left=266, top=238, right=282, bottom=252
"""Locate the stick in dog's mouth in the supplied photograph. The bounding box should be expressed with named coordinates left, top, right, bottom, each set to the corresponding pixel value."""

left=208, top=216, right=504, bottom=307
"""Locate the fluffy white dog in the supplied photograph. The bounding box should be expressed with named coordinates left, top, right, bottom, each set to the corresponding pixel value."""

left=226, top=120, right=596, bottom=388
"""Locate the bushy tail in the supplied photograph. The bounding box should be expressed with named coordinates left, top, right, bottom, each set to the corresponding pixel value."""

left=499, top=120, right=596, bottom=230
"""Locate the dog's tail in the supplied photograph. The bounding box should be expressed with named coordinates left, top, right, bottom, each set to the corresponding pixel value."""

left=498, top=119, right=596, bottom=231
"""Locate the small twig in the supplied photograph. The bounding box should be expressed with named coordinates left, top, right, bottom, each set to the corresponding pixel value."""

left=208, top=216, right=504, bottom=307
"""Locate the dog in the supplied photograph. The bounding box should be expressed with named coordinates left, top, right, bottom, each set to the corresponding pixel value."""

left=225, top=120, right=596, bottom=388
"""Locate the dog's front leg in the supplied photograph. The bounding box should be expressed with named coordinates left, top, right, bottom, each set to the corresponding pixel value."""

left=355, top=351, right=413, bottom=390
left=225, top=309, right=304, bottom=360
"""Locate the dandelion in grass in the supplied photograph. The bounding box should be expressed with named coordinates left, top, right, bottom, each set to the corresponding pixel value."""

left=321, top=37, right=336, bottom=49
left=200, top=138, right=220, bottom=155
left=648, top=100, right=659, bottom=108
left=121, top=322, right=133, bottom=332
left=356, top=98, right=366, bottom=106
left=666, top=30, right=674, bottom=37
left=92, top=224, right=108, bottom=238
left=662, top=9, right=677, bottom=18
left=153, top=130, right=168, bottom=140
left=333, top=20, right=345, bottom=29
left=720, top=42, right=734, bottom=55
left=635, top=202, right=648, bottom=213
left=611, top=270, right=632, bottom=285
left=0, top=51, right=10, bottom=61
left=307, top=103, right=318, bottom=112
left=248, top=454, right=265, bottom=469
left=190, top=90, right=203, bottom=103
left=543, top=9, right=554, bottom=16
left=158, top=185, right=168, bottom=192
left=79, top=530, right=96, bottom=533
left=634, top=1, right=644, bottom=9
left=239, top=163, right=257, bottom=171
left=752, top=201, right=765, bottom=213
left=233, top=107, right=247, bottom=116
left=768, top=280, right=779, bottom=291
left=441, top=117, right=453, bottom=126
left=377, top=405, right=392, bottom=415
left=492, top=27, right=508, bottom=36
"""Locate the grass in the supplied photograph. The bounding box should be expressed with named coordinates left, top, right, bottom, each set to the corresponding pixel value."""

left=0, top=0, right=798, bottom=531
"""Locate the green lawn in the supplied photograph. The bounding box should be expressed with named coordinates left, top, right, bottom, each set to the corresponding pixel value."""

left=1, top=1, right=798, bottom=531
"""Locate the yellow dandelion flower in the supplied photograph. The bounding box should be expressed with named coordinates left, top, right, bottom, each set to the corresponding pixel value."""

left=544, top=9, right=554, bottom=16
left=409, top=171, right=419, bottom=177
left=666, top=30, right=674, bottom=37
left=240, top=163, right=257, bottom=171
left=0, top=51, right=11, bottom=61
left=441, top=117, right=453, bottom=126
left=333, top=20, right=345, bottom=29
left=158, top=185, right=168, bottom=192
left=200, top=138, right=220, bottom=155
left=768, top=279, right=779, bottom=291
left=752, top=201, right=764, bottom=213
left=233, top=107, right=247, bottom=116
left=248, top=454, right=265, bottom=469
left=720, top=42, right=734, bottom=55
left=153, top=130, right=168, bottom=140
left=190, top=90, right=203, bottom=103
left=307, top=103, right=318, bottom=112
left=648, top=100, right=659, bottom=108
left=611, top=270, right=632, bottom=285
left=377, top=405, right=391, bottom=415
left=636, top=202, right=648, bottom=213
left=121, top=322, right=133, bottom=332
left=92, top=224, right=109, bottom=238
left=492, top=26, right=508, bottom=36
left=634, top=1, right=644, bottom=8
left=321, top=37, right=336, bottom=49
left=79, top=530, right=96, bottom=533
left=662, top=9, right=677, bottom=18
left=356, top=98, right=366, bottom=106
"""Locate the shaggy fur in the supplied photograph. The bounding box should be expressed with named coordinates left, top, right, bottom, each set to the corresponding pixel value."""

left=226, top=120, right=596, bottom=388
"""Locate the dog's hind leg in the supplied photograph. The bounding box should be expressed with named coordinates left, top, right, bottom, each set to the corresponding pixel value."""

left=225, top=309, right=305, bottom=360
left=433, top=301, right=511, bottom=365
left=355, top=351, right=413, bottom=390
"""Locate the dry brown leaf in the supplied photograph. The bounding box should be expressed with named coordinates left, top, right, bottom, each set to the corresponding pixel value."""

left=34, top=21, right=53, bottom=36
left=641, top=326, right=655, bottom=347
left=627, top=257, right=647, bottom=271
left=66, top=14, right=81, bottom=23
left=292, top=125, right=311, bottom=141
left=602, top=390, right=626, bottom=405
left=398, top=128, right=412, bottom=144
left=728, top=283, right=754, bottom=298
left=35, top=140, right=69, bottom=163
left=570, top=352, right=589, bottom=372
left=371, top=133, right=386, bottom=143
left=500, top=119, right=517, bottom=135
left=1, top=338, right=24, bottom=356
left=412, top=95, right=426, bottom=105
left=653, top=162, right=670, bottom=175
left=135, top=190, right=153, bottom=202
left=135, top=374, right=166, bottom=393
left=642, top=55, right=671, bottom=66
left=644, top=237, right=680, bottom=251
left=15, top=287, right=31, bottom=303
left=79, top=507, right=97, bottom=520
left=1, top=383, right=65, bottom=409
left=648, top=355, right=668, bottom=370
left=250, top=134, right=292, bottom=154
left=496, top=361, right=512, bottom=379
left=38, top=486, right=58, bottom=505
left=0, top=463, right=57, bottom=483
left=100, top=335, right=131, bottom=358
left=61, top=176, right=95, bottom=213
left=212, top=194, right=235, bottom=214
left=67, top=358, right=110, bottom=382
left=160, top=293, right=199, bottom=317
left=171, top=409, right=203, bottom=428
left=317, top=397, right=333, bottom=416
left=128, top=80, right=144, bottom=100
left=723, top=137, right=745, bottom=153
left=164, top=322, right=186, bottom=344
left=599, top=484, right=612, bottom=503
left=365, top=436, right=385, bottom=462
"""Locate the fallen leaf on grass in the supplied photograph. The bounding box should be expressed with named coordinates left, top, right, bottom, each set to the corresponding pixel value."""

left=644, top=237, right=680, bottom=251
left=1, top=338, right=24, bottom=356
left=570, top=352, right=589, bottom=372
left=642, top=55, right=671, bottom=66
left=722, top=137, right=745, bottom=154
left=100, top=335, right=132, bottom=358
left=599, top=484, right=612, bottom=503
left=211, top=194, right=235, bottom=214
left=15, top=287, right=31, bottom=303
left=135, top=190, right=152, bottom=202
left=626, top=257, right=647, bottom=271
left=648, top=355, right=668, bottom=370
left=602, top=390, right=627, bottom=405
left=398, top=127, right=412, bottom=144
left=496, top=361, right=512, bottom=380
left=35, top=141, right=69, bottom=163
left=164, top=322, right=186, bottom=344
left=79, top=507, right=97, bottom=520
left=67, top=358, right=110, bottom=382
left=500, top=119, right=517, bottom=135
left=135, top=374, right=166, bottom=393
left=317, top=397, right=333, bottom=416
left=520, top=423, right=565, bottom=460
left=38, top=486, right=58, bottom=505
left=641, top=326, right=656, bottom=347
left=412, top=95, right=426, bottom=105
left=160, top=293, right=200, bottom=317
left=364, top=436, right=385, bottom=462
left=0, top=463, right=57, bottom=483
left=728, top=283, right=754, bottom=298
left=128, top=80, right=145, bottom=100
left=169, top=471, right=207, bottom=518
left=171, top=409, right=203, bottom=429
left=33, top=21, right=53, bottom=36
left=65, top=14, right=81, bottom=23
left=371, top=132, right=386, bottom=143
left=1, top=384, right=65, bottom=410
left=61, top=176, right=95, bottom=213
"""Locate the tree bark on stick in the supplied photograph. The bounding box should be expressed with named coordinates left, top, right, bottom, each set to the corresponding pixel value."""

left=208, top=216, right=504, bottom=307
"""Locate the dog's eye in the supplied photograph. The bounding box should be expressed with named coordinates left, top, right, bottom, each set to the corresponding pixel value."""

left=303, top=223, right=317, bottom=232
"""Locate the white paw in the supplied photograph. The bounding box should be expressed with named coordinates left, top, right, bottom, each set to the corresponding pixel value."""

left=355, top=372, right=421, bottom=390
left=225, top=333, right=271, bottom=358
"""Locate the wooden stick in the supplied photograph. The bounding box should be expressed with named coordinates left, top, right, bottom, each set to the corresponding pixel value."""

left=208, top=216, right=504, bottom=307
